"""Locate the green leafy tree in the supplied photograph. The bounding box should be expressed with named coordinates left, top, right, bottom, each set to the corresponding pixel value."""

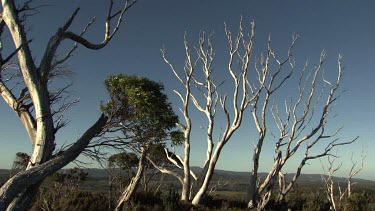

left=10, top=152, right=30, bottom=177
left=102, top=74, right=178, bottom=140
left=100, top=74, right=180, bottom=211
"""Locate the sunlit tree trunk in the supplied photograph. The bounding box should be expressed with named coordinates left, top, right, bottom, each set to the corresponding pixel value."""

left=162, top=20, right=259, bottom=205
left=0, top=115, right=108, bottom=210
left=321, top=150, right=365, bottom=211
left=115, top=148, right=146, bottom=211
left=244, top=36, right=356, bottom=210
left=0, top=0, right=137, bottom=209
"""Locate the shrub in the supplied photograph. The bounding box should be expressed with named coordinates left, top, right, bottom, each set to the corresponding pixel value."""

left=162, top=188, right=180, bottom=211
left=303, top=192, right=330, bottom=211
left=344, top=191, right=371, bottom=211
left=58, top=191, right=109, bottom=211
left=286, top=189, right=307, bottom=210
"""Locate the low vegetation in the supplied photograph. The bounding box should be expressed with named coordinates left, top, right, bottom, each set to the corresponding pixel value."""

left=2, top=168, right=373, bottom=211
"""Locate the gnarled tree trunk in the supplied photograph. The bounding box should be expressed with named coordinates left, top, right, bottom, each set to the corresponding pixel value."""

left=115, top=148, right=146, bottom=211
left=0, top=0, right=137, bottom=209
left=161, top=20, right=258, bottom=206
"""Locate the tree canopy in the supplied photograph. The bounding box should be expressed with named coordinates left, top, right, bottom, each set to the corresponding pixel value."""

left=102, top=74, right=179, bottom=145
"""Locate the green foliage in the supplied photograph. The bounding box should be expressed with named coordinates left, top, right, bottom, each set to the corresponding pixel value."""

left=108, top=152, right=140, bottom=199
left=162, top=188, right=180, bottom=211
left=285, top=188, right=307, bottom=210
left=138, top=191, right=162, bottom=203
left=344, top=191, right=371, bottom=211
left=146, top=143, right=171, bottom=166
left=103, top=75, right=182, bottom=205
left=122, top=191, right=193, bottom=211
left=102, top=74, right=179, bottom=144
left=170, top=130, right=184, bottom=146
left=10, top=152, right=30, bottom=176
left=108, top=152, right=139, bottom=170
left=303, top=192, right=330, bottom=211
left=263, top=198, right=288, bottom=211
left=202, top=194, right=247, bottom=210
left=50, top=167, right=88, bottom=185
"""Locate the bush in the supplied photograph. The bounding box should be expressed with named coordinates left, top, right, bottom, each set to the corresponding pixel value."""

left=201, top=194, right=247, bottom=210
left=134, top=191, right=163, bottom=206
left=344, top=191, right=371, bottom=211
left=303, top=192, right=330, bottom=211
left=264, top=198, right=288, bottom=211
left=162, top=188, right=180, bottom=211
left=58, top=191, right=109, bottom=211
left=32, top=190, right=109, bottom=211
left=286, top=189, right=307, bottom=210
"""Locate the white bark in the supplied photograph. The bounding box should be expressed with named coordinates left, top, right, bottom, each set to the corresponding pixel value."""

left=0, top=80, right=36, bottom=144
left=0, top=115, right=108, bottom=210
left=162, top=19, right=258, bottom=205
left=0, top=0, right=137, bottom=209
left=245, top=36, right=356, bottom=209
left=162, top=37, right=195, bottom=201
left=2, top=0, right=56, bottom=168
left=115, top=148, right=146, bottom=211
left=321, top=150, right=365, bottom=210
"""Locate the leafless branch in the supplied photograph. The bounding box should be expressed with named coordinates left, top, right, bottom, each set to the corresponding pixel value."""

left=207, top=177, right=230, bottom=196
left=63, top=0, right=137, bottom=50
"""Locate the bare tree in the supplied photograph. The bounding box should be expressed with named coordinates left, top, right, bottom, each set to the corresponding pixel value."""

left=162, top=18, right=356, bottom=209
left=207, top=177, right=231, bottom=196
left=161, top=20, right=263, bottom=205
left=0, top=0, right=138, bottom=210
left=245, top=34, right=357, bottom=210
left=321, top=150, right=366, bottom=210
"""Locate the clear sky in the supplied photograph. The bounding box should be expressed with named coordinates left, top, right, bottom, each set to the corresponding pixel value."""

left=0, top=0, right=374, bottom=180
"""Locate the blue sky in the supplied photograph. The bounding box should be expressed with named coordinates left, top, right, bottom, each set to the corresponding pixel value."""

left=0, top=0, right=374, bottom=180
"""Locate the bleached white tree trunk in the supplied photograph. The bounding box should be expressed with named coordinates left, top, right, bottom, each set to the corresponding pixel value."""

left=320, top=150, right=366, bottom=211
left=115, top=148, right=146, bottom=211
left=245, top=38, right=357, bottom=210
left=161, top=20, right=263, bottom=205
left=161, top=18, right=358, bottom=210
left=0, top=115, right=108, bottom=210
left=0, top=0, right=137, bottom=209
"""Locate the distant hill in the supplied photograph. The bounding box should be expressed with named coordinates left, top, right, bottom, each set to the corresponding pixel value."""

left=191, top=167, right=375, bottom=184
left=1, top=167, right=374, bottom=192
left=0, top=169, right=10, bottom=180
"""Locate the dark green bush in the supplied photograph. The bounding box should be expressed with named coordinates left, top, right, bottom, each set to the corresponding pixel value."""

left=286, top=189, right=307, bottom=210
left=134, top=191, right=163, bottom=206
left=344, top=191, right=371, bottom=211
left=201, top=194, right=247, bottom=210
left=303, top=192, right=330, bottom=211
left=264, top=198, right=288, bottom=211
left=162, top=188, right=180, bottom=211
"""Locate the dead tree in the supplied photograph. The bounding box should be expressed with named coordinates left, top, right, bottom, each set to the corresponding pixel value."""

left=0, top=0, right=138, bottom=210
left=246, top=37, right=357, bottom=210
left=321, top=150, right=366, bottom=210
left=161, top=19, right=263, bottom=205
